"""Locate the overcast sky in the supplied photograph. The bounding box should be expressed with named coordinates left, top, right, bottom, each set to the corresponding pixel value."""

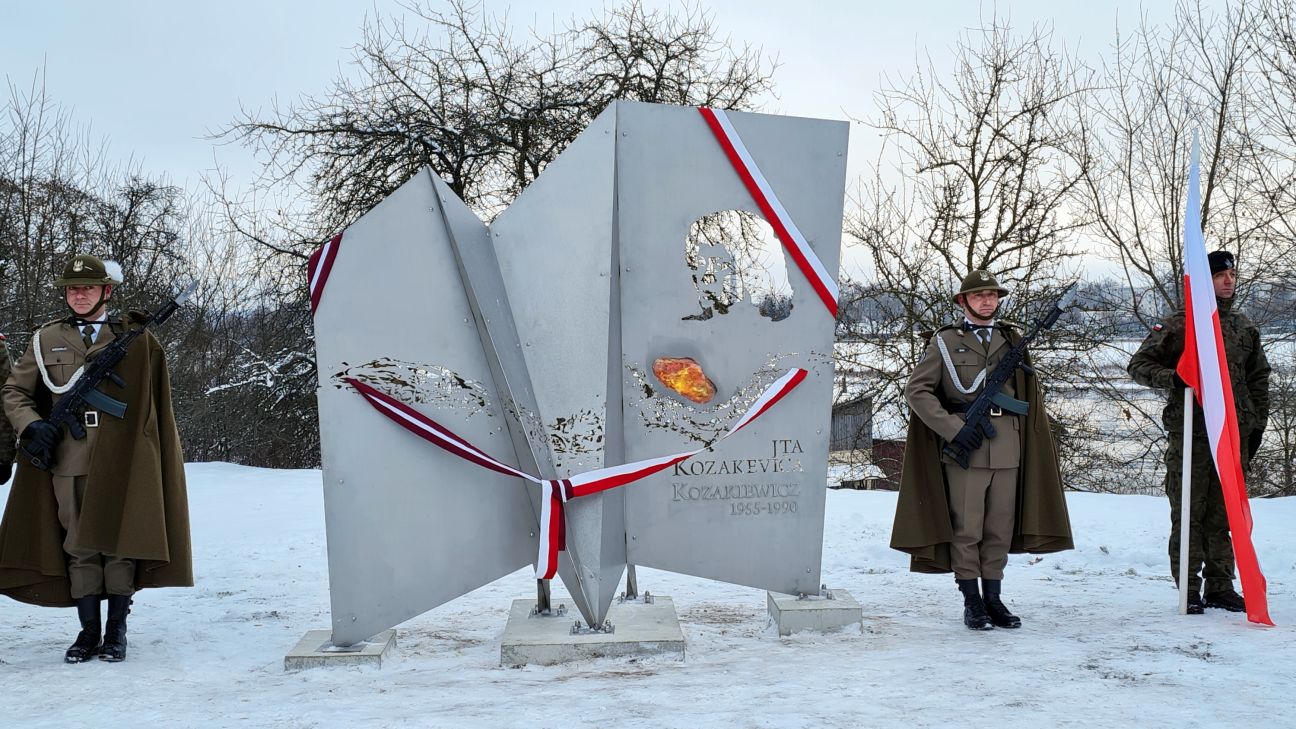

left=3, top=1, right=1191, bottom=278
left=3, top=1, right=1188, bottom=180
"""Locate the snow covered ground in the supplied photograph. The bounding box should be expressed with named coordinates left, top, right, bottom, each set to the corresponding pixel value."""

left=3, top=462, right=1295, bottom=728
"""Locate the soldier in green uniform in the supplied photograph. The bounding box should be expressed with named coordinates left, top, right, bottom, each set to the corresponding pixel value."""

left=1127, top=250, right=1270, bottom=614
left=0, top=334, right=15, bottom=483
left=0, top=254, right=192, bottom=662
left=891, top=270, right=1073, bottom=630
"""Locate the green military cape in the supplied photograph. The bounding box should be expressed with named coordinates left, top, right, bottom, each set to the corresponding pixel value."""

left=0, top=319, right=192, bottom=606
left=889, top=327, right=1074, bottom=573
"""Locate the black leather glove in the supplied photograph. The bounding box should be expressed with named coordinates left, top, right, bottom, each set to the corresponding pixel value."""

left=22, top=420, right=63, bottom=453
left=1247, top=428, right=1264, bottom=463
left=0, top=461, right=10, bottom=486
left=1170, top=371, right=1188, bottom=389
left=951, top=423, right=984, bottom=454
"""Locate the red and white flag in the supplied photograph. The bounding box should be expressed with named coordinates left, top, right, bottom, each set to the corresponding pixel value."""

left=1176, top=134, right=1272, bottom=626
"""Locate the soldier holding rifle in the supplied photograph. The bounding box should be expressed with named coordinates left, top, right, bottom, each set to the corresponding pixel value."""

left=891, top=270, right=1073, bottom=631
left=0, top=254, right=192, bottom=663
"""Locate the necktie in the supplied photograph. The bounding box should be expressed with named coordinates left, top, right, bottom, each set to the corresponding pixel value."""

left=976, top=327, right=990, bottom=347
left=82, top=324, right=95, bottom=349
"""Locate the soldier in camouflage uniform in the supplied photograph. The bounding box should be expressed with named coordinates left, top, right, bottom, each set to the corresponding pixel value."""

left=1127, top=250, right=1270, bottom=614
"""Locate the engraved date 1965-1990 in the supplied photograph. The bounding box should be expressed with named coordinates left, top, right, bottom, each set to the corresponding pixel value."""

left=730, top=500, right=798, bottom=516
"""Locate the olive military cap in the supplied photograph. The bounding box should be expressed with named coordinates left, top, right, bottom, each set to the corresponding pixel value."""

left=954, top=269, right=1009, bottom=302
left=53, top=254, right=122, bottom=287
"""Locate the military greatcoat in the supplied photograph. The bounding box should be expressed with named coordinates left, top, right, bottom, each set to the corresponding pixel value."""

left=0, top=313, right=192, bottom=606
left=891, top=322, right=1073, bottom=574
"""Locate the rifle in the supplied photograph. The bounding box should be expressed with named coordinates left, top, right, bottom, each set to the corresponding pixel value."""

left=21, top=282, right=198, bottom=471
left=941, top=281, right=1078, bottom=469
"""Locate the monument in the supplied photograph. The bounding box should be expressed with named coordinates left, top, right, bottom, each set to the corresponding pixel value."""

left=303, top=101, right=850, bottom=665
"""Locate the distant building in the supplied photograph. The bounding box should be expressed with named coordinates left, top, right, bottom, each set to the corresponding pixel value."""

left=830, top=396, right=872, bottom=452
left=828, top=396, right=883, bottom=489
left=869, top=438, right=905, bottom=491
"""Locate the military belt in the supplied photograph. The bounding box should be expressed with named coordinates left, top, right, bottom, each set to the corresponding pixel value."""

left=947, top=402, right=1004, bottom=417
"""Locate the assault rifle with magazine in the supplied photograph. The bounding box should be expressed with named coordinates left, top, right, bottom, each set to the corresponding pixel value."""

left=942, top=282, right=1078, bottom=469
left=21, top=282, right=198, bottom=471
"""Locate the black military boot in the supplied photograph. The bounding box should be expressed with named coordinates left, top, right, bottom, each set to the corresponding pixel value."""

left=957, top=578, right=993, bottom=630
left=99, top=594, right=132, bottom=662
left=64, top=595, right=102, bottom=663
left=981, top=578, right=1022, bottom=629
left=1204, top=588, right=1246, bottom=613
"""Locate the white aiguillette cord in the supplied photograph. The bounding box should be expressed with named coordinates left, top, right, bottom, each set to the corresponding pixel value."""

left=32, top=327, right=87, bottom=394
left=934, top=334, right=987, bottom=395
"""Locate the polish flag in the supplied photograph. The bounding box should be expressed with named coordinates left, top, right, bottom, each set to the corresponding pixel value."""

left=1176, top=134, right=1272, bottom=626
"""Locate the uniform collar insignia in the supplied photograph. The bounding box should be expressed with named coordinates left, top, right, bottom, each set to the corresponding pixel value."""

left=961, top=318, right=995, bottom=331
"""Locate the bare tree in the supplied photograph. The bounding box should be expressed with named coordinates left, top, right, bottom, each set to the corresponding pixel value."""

left=1248, top=357, right=1296, bottom=496
left=1079, top=0, right=1294, bottom=493
left=843, top=17, right=1101, bottom=485
left=1251, top=0, right=1296, bottom=311
left=0, top=73, right=276, bottom=463
left=1082, top=2, right=1278, bottom=315
left=0, top=71, right=186, bottom=337
left=204, top=0, right=778, bottom=466
left=215, top=0, right=775, bottom=251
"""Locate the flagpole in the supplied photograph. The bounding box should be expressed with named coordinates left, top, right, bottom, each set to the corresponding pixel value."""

left=1179, top=387, right=1193, bottom=615
left=1172, top=130, right=1272, bottom=624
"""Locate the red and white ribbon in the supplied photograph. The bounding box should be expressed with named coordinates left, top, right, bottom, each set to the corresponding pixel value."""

left=538, top=480, right=568, bottom=578
left=346, top=367, right=808, bottom=579
left=307, top=233, right=343, bottom=315
left=699, top=107, right=840, bottom=318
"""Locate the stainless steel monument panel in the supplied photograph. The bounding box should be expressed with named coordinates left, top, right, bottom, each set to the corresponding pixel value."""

left=616, top=102, right=848, bottom=596
left=428, top=168, right=599, bottom=624
left=491, top=107, right=627, bottom=625
left=314, top=174, right=537, bottom=645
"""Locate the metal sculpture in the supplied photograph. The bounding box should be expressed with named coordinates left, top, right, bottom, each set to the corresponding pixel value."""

left=311, top=101, right=847, bottom=645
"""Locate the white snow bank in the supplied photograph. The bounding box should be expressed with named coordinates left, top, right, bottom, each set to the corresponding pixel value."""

left=2, top=463, right=1293, bottom=728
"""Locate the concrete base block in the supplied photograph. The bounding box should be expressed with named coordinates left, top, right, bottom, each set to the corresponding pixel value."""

left=767, top=589, right=863, bottom=636
left=500, top=596, right=685, bottom=666
left=284, top=629, right=396, bottom=671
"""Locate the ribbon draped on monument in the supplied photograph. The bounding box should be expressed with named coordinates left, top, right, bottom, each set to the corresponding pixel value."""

left=347, top=368, right=808, bottom=580
left=307, top=232, right=343, bottom=315
left=699, top=107, right=840, bottom=317
left=1176, top=134, right=1272, bottom=626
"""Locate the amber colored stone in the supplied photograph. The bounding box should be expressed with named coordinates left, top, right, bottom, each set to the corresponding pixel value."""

left=652, top=357, right=717, bottom=404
